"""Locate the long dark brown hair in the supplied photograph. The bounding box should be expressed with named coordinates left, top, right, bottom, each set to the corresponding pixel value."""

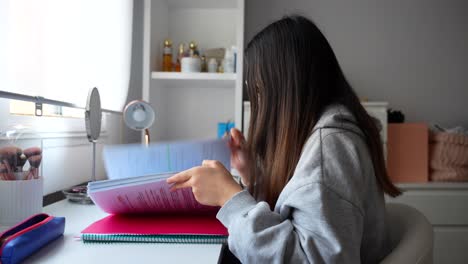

left=244, top=15, right=401, bottom=208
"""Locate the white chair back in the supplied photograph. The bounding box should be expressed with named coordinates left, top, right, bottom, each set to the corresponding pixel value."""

left=380, top=203, right=433, bottom=264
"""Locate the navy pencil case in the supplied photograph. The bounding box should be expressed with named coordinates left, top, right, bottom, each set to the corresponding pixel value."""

left=0, top=213, right=65, bottom=264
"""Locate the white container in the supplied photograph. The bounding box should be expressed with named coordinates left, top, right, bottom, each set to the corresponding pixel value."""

left=223, top=49, right=235, bottom=73
left=0, top=178, right=43, bottom=230
left=181, top=57, right=201, bottom=73
left=208, top=58, right=218, bottom=73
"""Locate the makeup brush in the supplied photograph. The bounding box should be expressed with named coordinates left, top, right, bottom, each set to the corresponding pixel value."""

left=23, top=147, right=42, bottom=180
left=0, top=163, right=8, bottom=181
left=0, top=146, right=22, bottom=166
left=0, top=146, right=22, bottom=180
left=23, top=147, right=42, bottom=158
left=26, top=155, right=42, bottom=180
left=16, top=152, right=27, bottom=172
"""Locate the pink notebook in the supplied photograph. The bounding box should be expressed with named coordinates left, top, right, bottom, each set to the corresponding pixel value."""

left=81, top=213, right=228, bottom=244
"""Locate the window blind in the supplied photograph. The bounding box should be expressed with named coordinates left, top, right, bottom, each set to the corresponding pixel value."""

left=0, top=0, right=133, bottom=112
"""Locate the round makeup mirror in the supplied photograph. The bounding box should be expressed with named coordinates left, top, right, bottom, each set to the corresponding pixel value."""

left=63, top=87, right=101, bottom=204
left=85, top=88, right=102, bottom=143
left=123, top=100, right=155, bottom=145
left=85, top=87, right=102, bottom=182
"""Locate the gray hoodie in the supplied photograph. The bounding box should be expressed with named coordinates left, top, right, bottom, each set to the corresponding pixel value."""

left=217, top=105, right=390, bottom=263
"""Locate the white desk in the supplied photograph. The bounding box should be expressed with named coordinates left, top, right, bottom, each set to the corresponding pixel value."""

left=22, top=200, right=223, bottom=264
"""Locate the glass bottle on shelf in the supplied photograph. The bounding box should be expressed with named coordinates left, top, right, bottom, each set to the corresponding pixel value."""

left=201, top=55, right=207, bottom=72
left=162, top=39, right=173, bottom=72
left=174, top=43, right=185, bottom=72
left=188, top=41, right=200, bottom=57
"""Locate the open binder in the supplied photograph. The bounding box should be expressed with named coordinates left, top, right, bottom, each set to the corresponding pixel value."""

left=81, top=139, right=231, bottom=244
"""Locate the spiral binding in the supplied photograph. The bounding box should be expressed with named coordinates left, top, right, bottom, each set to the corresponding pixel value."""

left=82, top=234, right=227, bottom=244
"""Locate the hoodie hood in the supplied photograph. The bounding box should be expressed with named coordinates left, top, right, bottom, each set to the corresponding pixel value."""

left=313, top=104, right=365, bottom=138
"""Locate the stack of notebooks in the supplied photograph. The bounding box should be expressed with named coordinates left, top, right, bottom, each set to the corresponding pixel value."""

left=81, top=139, right=230, bottom=244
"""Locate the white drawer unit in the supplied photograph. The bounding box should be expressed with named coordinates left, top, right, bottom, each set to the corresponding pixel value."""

left=387, top=183, right=468, bottom=264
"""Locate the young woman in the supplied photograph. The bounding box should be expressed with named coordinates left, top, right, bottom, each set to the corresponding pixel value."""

left=167, top=15, right=401, bottom=263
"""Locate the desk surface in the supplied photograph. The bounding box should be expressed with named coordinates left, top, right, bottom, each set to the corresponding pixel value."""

left=23, top=200, right=223, bottom=264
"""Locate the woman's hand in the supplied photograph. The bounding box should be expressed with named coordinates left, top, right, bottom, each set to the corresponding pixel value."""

left=166, top=160, right=243, bottom=207
left=228, top=128, right=250, bottom=186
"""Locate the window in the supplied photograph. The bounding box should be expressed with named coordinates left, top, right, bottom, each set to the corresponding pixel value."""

left=0, top=0, right=133, bottom=112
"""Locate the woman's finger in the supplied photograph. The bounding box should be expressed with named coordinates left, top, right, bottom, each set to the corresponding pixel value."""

left=202, top=160, right=224, bottom=169
left=228, top=135, right=243, bottom=156
left=170, top=180, right=193, bottom=191
left=166, top=171, right=192, bottom=184
left=202, top=160, right=216, bottom=167
left=230, top=128, right=245, bottom=146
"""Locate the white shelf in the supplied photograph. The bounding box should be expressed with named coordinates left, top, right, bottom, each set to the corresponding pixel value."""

left=152, top=72, right=236, bottom=80
left=397, top=182, right=468, bottom=190
left=151, top=72, right=236, bottom=88
left=167, top=0, right=237, bottom=9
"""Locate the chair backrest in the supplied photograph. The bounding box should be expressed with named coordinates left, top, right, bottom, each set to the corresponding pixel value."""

left=380, top=203, right=434, bottom=264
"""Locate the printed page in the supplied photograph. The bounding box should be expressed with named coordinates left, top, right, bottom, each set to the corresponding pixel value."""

left=89, top=175, right=217, bottom=214
left=103, top=138, right=230, bottom=180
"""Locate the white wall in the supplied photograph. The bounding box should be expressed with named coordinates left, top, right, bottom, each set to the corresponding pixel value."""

left=245, top=0, right=468, bottom=127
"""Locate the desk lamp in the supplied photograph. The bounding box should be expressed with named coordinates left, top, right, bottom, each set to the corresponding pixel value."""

left=123, top=100, right=155, bottom=146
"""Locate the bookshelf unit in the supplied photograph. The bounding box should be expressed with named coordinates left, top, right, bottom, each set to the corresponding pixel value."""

left=142, top=0, right=244, bottom=141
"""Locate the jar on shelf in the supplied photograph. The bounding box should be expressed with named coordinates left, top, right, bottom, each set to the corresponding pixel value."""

left=208, top=58, right=218, bottom=73
left=181, top=57, right=201, bottom=73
